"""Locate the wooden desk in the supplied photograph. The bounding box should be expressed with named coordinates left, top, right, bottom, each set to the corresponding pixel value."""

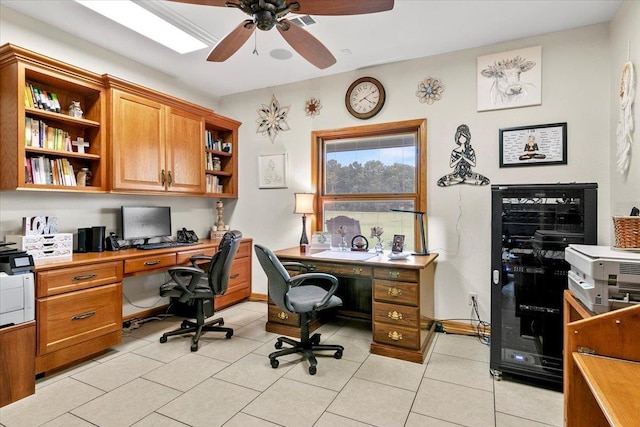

left=271, top=248, right=439, bottom=363
left=564, top=290, right=640, bottom=426
left=32, top=238, right=252, bottom=374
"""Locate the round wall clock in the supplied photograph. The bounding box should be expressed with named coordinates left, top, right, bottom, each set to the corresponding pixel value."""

left=345, top=77, right=386, bottom=119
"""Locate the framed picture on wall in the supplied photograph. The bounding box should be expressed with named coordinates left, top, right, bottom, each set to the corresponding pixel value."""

left=477, top=45, right=542, bottom=112
left=258, top=153, right=288, bottom=188
left=499, top=122, right=567, bottom=167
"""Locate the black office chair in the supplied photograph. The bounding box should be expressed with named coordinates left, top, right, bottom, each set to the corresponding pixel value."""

left=254, top=244, right=344, bottom=375
left=159, top=230, right=242, bottom=352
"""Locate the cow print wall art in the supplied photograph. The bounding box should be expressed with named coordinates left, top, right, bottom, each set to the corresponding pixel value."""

left=477, top=45, right=542, bottom=112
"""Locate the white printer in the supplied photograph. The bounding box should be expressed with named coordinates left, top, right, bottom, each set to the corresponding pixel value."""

left=0, top=244, right=36, bottom=327
left=565, top=244, right=640, bottom=314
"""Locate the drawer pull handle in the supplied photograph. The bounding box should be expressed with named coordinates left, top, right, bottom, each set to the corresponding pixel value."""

left=388, top=287, right=403, bottom=297
left=72, top=273, right=97, bottom=281
left=388, top=331, right=403, bottom=341
left=277, top=312, right=289, bottom=320
left=72, top=311, right=96, bottom=321
left=389, top=271, right=400, bottom=279
left=144, top=260, right=162, bottom=266
left=230, top=273, right=239, bottom=279
left=352, top=267, right=363, bottom=274
left=388, top=311, right=403, bottom=321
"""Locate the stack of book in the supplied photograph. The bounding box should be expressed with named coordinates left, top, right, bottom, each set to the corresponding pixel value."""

left=24, top=117, right=72, bottom=150
left=25, top=82, right=61, bottom=113
left=25, top=156, right=78, bottom=186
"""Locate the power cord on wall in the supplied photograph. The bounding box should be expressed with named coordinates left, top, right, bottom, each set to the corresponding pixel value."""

left=435, top=295, right=491, bottom=346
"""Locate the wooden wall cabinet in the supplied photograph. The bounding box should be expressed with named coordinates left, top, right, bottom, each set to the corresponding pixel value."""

left=0, top=44, right=107, bottom=192
left=106, top=76, right=206, bottom=195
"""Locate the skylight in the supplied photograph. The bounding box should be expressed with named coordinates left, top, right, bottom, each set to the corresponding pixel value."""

left=74, top=0, right=207, bottom=54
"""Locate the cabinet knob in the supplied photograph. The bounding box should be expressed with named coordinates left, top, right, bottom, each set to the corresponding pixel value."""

left=352, top=267, right=363, bottom=274
left=389, top=271, right=400, bottom=279
left=388, top=331, right=403, bottom=341
left=388, top=310, right=403, bottom=321
left=161, top=169, right=166, bottom=185
left=144, top=260, right=161, bottom=266
left=72, top=311, right=96, bottom=321
left=387, top=287, right=403, bottom=297
left=168, top=170, right=173, bottom=187
left=72, top=273, right=97, bottom=281
left=277, top=311, right=289, bottom=320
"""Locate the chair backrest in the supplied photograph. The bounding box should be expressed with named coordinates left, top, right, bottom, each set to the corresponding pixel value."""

left=325, top=215, right=362, bottom=247
left=208, top=230, right=242, bottom=295
left=254, top=244, right=293, bottom=312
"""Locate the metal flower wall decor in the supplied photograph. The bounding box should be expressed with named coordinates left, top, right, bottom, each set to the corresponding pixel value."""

left=416, top=77, right=444, bottom=104
left=256, top=95, right=290, bottom=143
left=304, top=97, right=322, bottom=117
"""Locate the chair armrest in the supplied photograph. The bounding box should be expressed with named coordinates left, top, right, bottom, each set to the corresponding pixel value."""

left=166, top=266, right=206, bottom=303
left=189, top=254, right=212, bottom=268
left=282, top=261, right=313, bottom=272
left=290, top=272, right=339, bottom=310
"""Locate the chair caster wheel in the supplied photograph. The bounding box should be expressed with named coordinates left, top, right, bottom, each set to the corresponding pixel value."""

left=225, top=331, right=233, bottom=339
left=270, top=358, right=279, bottom=369
left=308, top=366, right=317, bottom=375
left=159, top=336, right=167, bottom=343
left=311, top=335, right=321, bottom=345
left=181, top=321, right=189, bottom=328
left=334, top=350, right=343, bottom=359
left=191, top=343, right=198, bottom=352
left=275, top=341, right=283, bottom=349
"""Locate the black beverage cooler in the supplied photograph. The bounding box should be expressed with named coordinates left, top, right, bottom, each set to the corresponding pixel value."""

left=490, top=183, right=597, bottom=386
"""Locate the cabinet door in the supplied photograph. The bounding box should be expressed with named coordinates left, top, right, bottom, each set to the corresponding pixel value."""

left=111, top=89, right=165, bottom=191
left=166, top=107, right=205, bottom=193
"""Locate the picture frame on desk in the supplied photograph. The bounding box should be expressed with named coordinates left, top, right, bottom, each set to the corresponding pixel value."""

left=391, top=234, right=405, bottom=253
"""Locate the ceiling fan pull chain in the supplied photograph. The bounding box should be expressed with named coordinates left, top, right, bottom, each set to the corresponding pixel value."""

left=253, top=31, right=259, bottom=56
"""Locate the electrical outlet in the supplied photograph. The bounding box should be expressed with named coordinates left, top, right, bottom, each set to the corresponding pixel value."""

left=468, top=292, right=478, bottom=306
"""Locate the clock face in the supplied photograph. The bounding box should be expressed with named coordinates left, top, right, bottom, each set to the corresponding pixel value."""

left=345, top=77, right=385, bottom=119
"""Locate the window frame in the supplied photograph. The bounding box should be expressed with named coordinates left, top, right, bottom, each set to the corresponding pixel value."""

left=311, top=118, right=428, bottom=251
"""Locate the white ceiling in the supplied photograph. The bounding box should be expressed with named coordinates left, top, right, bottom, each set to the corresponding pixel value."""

left=1, top=0, right=622, bottom=98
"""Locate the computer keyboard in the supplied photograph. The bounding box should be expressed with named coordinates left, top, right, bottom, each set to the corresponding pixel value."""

left=136, top=241, right=197, bottom=250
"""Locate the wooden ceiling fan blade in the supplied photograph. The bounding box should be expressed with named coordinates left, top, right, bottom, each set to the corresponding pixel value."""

left=207, top=20, right=255, bottom=62
left=277, top=19, right=336, bottom=69
left=165, top=0, right=231, bottom=6
left=295, top=0, right=394, bottom=16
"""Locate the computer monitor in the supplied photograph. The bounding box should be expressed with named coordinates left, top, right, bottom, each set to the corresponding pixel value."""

left=121, top=206, right=172, bottom=244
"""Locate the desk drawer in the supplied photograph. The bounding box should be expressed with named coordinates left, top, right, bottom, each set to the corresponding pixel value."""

left=37, top=283, right=122, bottom=355
left=301, top=261, right=372, bottom=278
left=373, top=280, right=418, bottom=306
left=373, top=322, right=420, bottom=350
left=236, top=241, right=251, bottom=259
left=124, top=253, right=176, bottom=274
left=268, top=304, right=300, bottom=327
left=374, top=267, right=419, bottom=282
left=373, top=301, right=420, bottom=328
left=176, top=247, right=216, bottom=265
left=227, top=257, right=249, bottom=294
left=36, top=262, right=123, bottom=297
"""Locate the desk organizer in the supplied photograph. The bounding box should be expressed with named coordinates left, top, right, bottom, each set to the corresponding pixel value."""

left=6, top=233, right=73, bottom=259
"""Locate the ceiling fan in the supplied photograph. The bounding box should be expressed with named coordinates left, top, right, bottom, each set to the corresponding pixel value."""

left=167, top=0, right=395, bottom=69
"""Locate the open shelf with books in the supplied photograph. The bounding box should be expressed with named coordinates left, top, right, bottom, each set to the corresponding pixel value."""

left=0, top=44, right=106, bottom=192
left=204, top=112, right=240, bottom=198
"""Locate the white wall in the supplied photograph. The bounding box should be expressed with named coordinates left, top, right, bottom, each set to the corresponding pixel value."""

left=219, top=23, right=613, bottom=322
left=1, top=5, right=627, bottom=322
left=609, top=1, right=640, bottom=218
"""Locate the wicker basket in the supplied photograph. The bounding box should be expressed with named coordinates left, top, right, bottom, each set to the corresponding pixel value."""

left=612, top=216, right=640, bottom=249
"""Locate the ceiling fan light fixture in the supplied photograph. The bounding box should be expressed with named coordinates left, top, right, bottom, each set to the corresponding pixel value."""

left=74, top=0, right=207, bottom=54
left=255, top=10, right=277, bottom=31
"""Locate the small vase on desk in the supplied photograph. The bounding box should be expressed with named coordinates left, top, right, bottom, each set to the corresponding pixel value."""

left=375, top=238, right=384, bottom=254
left=339, top=236, right=348, bottom=251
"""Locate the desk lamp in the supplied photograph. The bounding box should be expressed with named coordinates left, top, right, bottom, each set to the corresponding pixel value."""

left=294, top=193, right=315, bottom=245
left=390, top=209, right=429, bottom=255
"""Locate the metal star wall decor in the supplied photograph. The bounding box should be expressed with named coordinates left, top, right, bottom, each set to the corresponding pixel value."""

left=256, top=95, right=290, bottom=143
left=416, top=77, right=444, bottom=104
left=304, top=97, right=322, bottom=117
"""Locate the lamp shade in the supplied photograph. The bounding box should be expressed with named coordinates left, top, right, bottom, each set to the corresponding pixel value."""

left=294, top=193, right=315, bottom=214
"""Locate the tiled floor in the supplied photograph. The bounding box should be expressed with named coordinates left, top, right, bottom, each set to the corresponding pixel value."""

left=0, top=301, right=563, bottom=427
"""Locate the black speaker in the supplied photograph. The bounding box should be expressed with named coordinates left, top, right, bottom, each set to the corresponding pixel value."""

left=91, top=226, right=106, bottom=252
left=77, top=227, right=91, bottom=253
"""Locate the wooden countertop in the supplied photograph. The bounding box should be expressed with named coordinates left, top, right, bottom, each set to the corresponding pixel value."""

left=572, top=352, right=640, bottom=427
left=33, top=239, right=225, bottom=271
left=274, top=247, right=438, bottom=269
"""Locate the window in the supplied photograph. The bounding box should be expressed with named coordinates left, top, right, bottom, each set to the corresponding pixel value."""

left=312, top=119, right=427, bottom=252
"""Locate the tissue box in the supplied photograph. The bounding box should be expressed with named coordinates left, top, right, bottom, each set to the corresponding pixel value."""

left=5, top=233, right=73, bottom=260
